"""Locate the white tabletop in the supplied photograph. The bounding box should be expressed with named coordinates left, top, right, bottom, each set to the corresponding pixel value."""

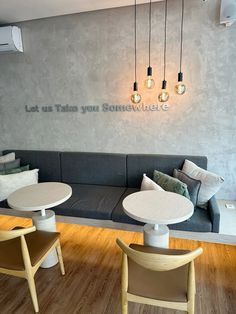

left=7, top=182, right=72, bottom=211
left=123, top=190, right=194, bottom=225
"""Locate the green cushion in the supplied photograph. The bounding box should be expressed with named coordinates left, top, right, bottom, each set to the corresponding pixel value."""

left=153, top=170, right=190, bottom=199
left=0, top=165, right=30, bottom=175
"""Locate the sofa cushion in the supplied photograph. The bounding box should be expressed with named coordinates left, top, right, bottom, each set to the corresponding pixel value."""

left=0, top=165, right=30, bottom=175
left=0, top=169, right=39, bottom=202
left=54, top=184, right=126, bottom=220
left=173, top=169, right=201, bottom=207
left=182, top=159, right=224, bottom=208
left=61, top=152, right=127, bottom=187
left=140, top=174, right=164, bottom=191
left=111, top=188, right=143, bottom=225
left=0, top=159, right=20, bottom=171
left=0, top=152, right=15, bottom=164
left=112, top=188, right=212, bottom=232
left=3, top=150, right=61, bottom=182
left=153, top=170, right=190, bottom=199
left=127, top=154, right=208, bottom=188
left=169, top=207, right=212, bottom=232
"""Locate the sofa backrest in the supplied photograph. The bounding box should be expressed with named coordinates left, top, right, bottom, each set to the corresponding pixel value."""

left=3, top=150, right=208, bottom=189
left=127, top=154, right=208, bottom=188
left=3, top=150, right=61, bottom=182
left=61, top=152, right=127, bottom=187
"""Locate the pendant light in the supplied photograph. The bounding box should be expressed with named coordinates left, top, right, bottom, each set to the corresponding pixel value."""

left=131, top=0, right=141, bottom=104
left=144, top=0, right=155, bottom=89
left=175, top=0, right=186, bottom=95
left=158, top=0, right=169, bottom=102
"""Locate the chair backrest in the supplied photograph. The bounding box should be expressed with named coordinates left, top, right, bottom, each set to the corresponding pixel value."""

left=116, top=238, right=203, bottom=272
left=0, top=226, right=36, bottom=242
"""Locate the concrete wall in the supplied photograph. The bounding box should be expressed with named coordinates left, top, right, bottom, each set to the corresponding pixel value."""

left=0, top=0, right=235, bottom=199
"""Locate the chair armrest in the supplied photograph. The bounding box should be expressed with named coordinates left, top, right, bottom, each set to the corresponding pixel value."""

left=208, top=196, right=220, bottom=233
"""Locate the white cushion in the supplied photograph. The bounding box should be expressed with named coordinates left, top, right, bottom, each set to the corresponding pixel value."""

left=182, top=160, right=224, bottom=207
left=0, top=152, right=15, bottom=164
left=0, top=169, right=39, bottom=201
left=140, top=174, right=164, bottom=191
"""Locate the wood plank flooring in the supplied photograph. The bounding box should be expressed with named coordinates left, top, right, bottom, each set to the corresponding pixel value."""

left=0, top=215, right=235, bottom=314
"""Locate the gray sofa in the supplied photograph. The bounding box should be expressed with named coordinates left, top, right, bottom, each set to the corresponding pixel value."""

left=0, top=150, right=220, bottom=233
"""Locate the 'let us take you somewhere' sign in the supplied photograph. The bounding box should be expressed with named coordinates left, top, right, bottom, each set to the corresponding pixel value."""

left=25, top=103, right=170, bottom=114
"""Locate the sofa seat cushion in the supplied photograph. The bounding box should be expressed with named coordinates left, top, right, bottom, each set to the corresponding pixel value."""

left=54, top=184, right=126, bottom=220
left=111, top=188, right=143, bottom=225
left=112, top=189, right=212, bottom=231
left=169, top=207, right=212, bottom=232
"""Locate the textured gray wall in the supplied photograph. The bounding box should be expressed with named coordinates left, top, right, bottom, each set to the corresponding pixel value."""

left=0, top=0, right=235, bottom=199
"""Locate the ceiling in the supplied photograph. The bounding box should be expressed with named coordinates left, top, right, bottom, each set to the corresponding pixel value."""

left=0, top=0, right=163, bottom=24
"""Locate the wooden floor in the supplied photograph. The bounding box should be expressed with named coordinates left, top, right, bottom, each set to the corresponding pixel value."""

left=0, top=216, right=235, bottom=314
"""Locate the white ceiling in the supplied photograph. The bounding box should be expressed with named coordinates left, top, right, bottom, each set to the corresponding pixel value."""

left=0, top=0, right=163, bottom=23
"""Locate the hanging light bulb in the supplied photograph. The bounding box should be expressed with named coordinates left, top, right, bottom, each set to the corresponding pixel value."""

left=175, top=72, right=186, bottom=95
left=158, top=0, right=169, bottom=102
left=158, top=80, right=169, bottom=102
left=145, top=0, right=155, bottom=89
left=175, top=0, right=186, bottom=95
left=131, top=0, right=142, bottom=103
left=145, top=66, right=155, bottom=89
left=131, top=82, right=142, bottom=103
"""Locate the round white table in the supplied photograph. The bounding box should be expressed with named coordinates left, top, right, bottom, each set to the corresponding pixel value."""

left=8, top=182, right=72, bottom=268
left=123, top=190, right=194, bottom=248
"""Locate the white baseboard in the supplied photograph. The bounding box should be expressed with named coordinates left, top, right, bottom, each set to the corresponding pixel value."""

left=1, top=207, right=235, bottom=245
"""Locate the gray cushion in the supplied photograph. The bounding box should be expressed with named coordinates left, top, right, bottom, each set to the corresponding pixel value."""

left=127, top=154, right=208, bottom=188
left=111, top=188, right=143, bottom=225
left=61, top=152, right=127, bottom=187
left=3, top=150, right=61, bottom=182
left=169, top=207, right=212, bottom=232
left=173, top=169, right=201, bottom=207
left=54, top=184, right=126, bottom=220
left=0, top=159, right=20, bottom=171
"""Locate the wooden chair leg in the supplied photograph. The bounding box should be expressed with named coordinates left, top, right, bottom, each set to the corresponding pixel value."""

left=27, top=273, right=39, bottom=313
left=121, top=292, right=128, bottom=314
left=56, top=242, right=65, bottom=275
left=187, top=295, right=195, bottom=314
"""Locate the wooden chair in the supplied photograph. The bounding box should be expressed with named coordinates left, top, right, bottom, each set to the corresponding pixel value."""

left=116, top=238, right=203, bottom=314
left=0, top=226, right=65, bottom=313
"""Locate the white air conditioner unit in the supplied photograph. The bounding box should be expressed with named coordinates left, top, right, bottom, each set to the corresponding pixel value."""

left=0, top=26, right=23, bottom=53
left=220, top=0, right=236, bottom=27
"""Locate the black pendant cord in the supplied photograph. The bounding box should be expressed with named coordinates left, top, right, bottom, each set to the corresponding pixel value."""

left=163, top=0, right=168, bottom=82
left=134, top=0, right=137, bottom=83
left=148, top=0, right=152, bottom=68
left=179, top=0, right=184, bottom=73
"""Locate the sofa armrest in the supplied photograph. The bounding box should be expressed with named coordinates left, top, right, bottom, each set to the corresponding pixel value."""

left=208, top=196, right=220, bottom=233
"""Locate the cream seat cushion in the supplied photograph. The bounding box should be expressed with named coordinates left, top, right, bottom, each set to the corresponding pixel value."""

left=0, top=152, right=15, bottom=164
left=0, top=169, right=39, bottom=201
left=182, top=159, right=224, bottom=207
left=140, top=173, right=164, bottom=191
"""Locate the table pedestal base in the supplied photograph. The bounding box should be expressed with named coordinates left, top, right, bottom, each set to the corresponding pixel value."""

left=32, top=210, right=58, bottom=268
left=143, top=224, right=169, bottom=248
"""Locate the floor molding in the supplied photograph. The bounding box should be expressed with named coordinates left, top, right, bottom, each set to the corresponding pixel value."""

left=1, top=207, right=236, bottom=245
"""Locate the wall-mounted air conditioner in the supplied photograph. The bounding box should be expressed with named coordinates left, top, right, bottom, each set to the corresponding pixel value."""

left=0, top=26, right=23, bottom=54
left=220, top=0, right=236, bottom=27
